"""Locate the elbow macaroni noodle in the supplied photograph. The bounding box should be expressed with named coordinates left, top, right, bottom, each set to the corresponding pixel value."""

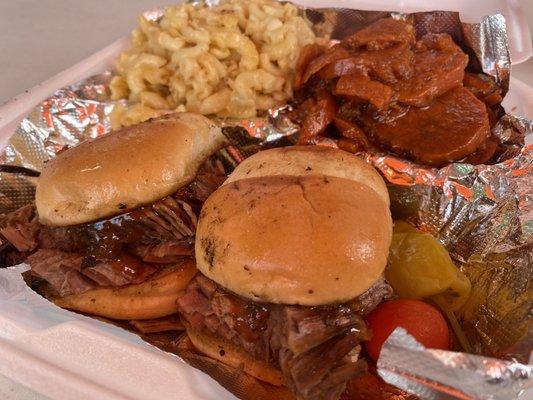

left=109, top=0, right=322, bottom=128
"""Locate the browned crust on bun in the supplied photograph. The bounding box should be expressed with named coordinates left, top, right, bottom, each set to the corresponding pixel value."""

left=196, top=174, right=392, bottom=305
left=225, top=146, right=389, bottom=206
left=52, top=260, right=198, bottom=320
left=185, top=323, right=284, bottom=386
left=36, top=113, right=226, bottom=226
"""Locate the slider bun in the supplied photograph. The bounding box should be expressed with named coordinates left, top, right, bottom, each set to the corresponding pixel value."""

left=52, top=260, right=197, bottom=320
left=196, top=151, right=392, bottom=305
left=224, top=146, right=389, bottom=206
left=185, top=324, right=284, bottom=386
left=36, top=113, right=226, bottom=226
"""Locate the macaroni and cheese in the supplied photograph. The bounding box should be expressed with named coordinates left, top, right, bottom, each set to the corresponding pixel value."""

left=110, top=0, right=322, bottom=128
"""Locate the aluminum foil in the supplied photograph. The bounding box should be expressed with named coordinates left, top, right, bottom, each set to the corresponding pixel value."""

left=0, top=73, right=114, bottom=212
left=0, top=3, right=531, bottom=400
left=378, top=328, right=532, bottom=400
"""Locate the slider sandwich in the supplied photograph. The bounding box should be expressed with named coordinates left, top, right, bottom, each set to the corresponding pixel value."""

left=178, top=146, right=393, bottom=400
left=0, top=113, right=226, bottom=320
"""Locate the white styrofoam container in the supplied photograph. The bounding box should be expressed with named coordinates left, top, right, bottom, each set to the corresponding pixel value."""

left=0, top=1, right=531, bottom=400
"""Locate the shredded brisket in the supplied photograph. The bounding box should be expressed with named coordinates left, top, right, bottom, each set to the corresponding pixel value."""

left=27, top=249, right=94, bottom=296
left=178, top=275, right=270, bottom=359
left=132, top=241, right=194, bottom=263
left=178, top=275, right=390, bottom=400
left=26, top=249, right=157, bottom=295
left=80, top=253, right=156, bottom=286
left=0, top=204, right=40, bottom=252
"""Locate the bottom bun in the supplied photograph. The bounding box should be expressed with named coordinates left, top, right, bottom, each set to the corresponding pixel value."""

left=185, top=324, right=284, bottom=386
left=53, top=260, right=197, bottom=320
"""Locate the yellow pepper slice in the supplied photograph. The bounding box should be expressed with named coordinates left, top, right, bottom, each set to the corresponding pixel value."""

left=386, top=221, right=471, bottom=312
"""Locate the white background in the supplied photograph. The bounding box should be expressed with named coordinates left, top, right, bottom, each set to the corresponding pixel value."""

left=0, top=1, right=531, bottom=399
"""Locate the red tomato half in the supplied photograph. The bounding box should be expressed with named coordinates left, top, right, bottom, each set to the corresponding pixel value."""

left=365, top=299, right=450, bottom=361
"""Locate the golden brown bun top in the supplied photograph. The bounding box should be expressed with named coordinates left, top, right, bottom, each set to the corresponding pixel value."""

left=36, top=113, right=226, bottom=226
left=224, top=146, right=389, bottom=206
left=196, top=161, right=392, bottom=305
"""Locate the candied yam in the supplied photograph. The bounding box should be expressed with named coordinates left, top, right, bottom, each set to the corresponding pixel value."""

left=317, top=57, right=368, bottom=80
left=463, top=72, right=502, bottom=106
left=396, top=34, right=468, bottom=107
left=298, top=92, right=337, bottom=143
left=294, top=44, right=327, bottom=90
left=366, top=87, right=490, bottom=166
left=334, top=74, right=393, bottom=110
left=343, top=18, right=415, bottom=50
left=300, top=44, right=351, bottom=86
left=461, top=135, right=498, bottom=165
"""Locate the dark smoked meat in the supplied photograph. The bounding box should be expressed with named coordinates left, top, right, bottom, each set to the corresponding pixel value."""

left=180, top=156, right=228, bottom=203
left=2, top=194, right=197, bottom=266
left=0, top=245, right=30, bottom=268
left=352, top=277, right=393, bottom=315
left=269, top=306, right=369, bottom=400
left=178, top=275, right=383, bottom=400
left=276, top=329, right=367, bottom=400
left=81, top=253, right=156, bottom=286
left=3, top=194, right=199, bottom=263
left=27, top=249, right=95, bottom=296
left=366, top=87, right=490, bottom=166
left=27, top=248, right=156, bottom=295
left=133, top=241, right=193, bottom=263
left=0, top=204, right=39, bottom=252
left=178, top=275, right=270, bottom=359
left=139, top=196, right=198, bottom=243
left=38, top=225, right=88, bottom=253
left=0, top=196, right=197, bottom=278
left=274, top=306, right=368, bottom=356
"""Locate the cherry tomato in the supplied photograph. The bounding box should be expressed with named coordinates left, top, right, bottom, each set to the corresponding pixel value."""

left=365, top=299, right=450, bottom=361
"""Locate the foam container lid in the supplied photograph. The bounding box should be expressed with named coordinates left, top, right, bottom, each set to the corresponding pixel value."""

left=0, top=1, right=531, bottom=400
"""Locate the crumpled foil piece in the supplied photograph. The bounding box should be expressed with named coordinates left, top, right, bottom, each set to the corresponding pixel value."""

left=0, top=3, right=530, bottom=400
left=378, top=328, right=532, bottom=400
left=0, top=73, right=114, bottom=212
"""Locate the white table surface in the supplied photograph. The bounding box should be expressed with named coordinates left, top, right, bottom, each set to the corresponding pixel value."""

left=0, top=1, right=531, bottom=399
